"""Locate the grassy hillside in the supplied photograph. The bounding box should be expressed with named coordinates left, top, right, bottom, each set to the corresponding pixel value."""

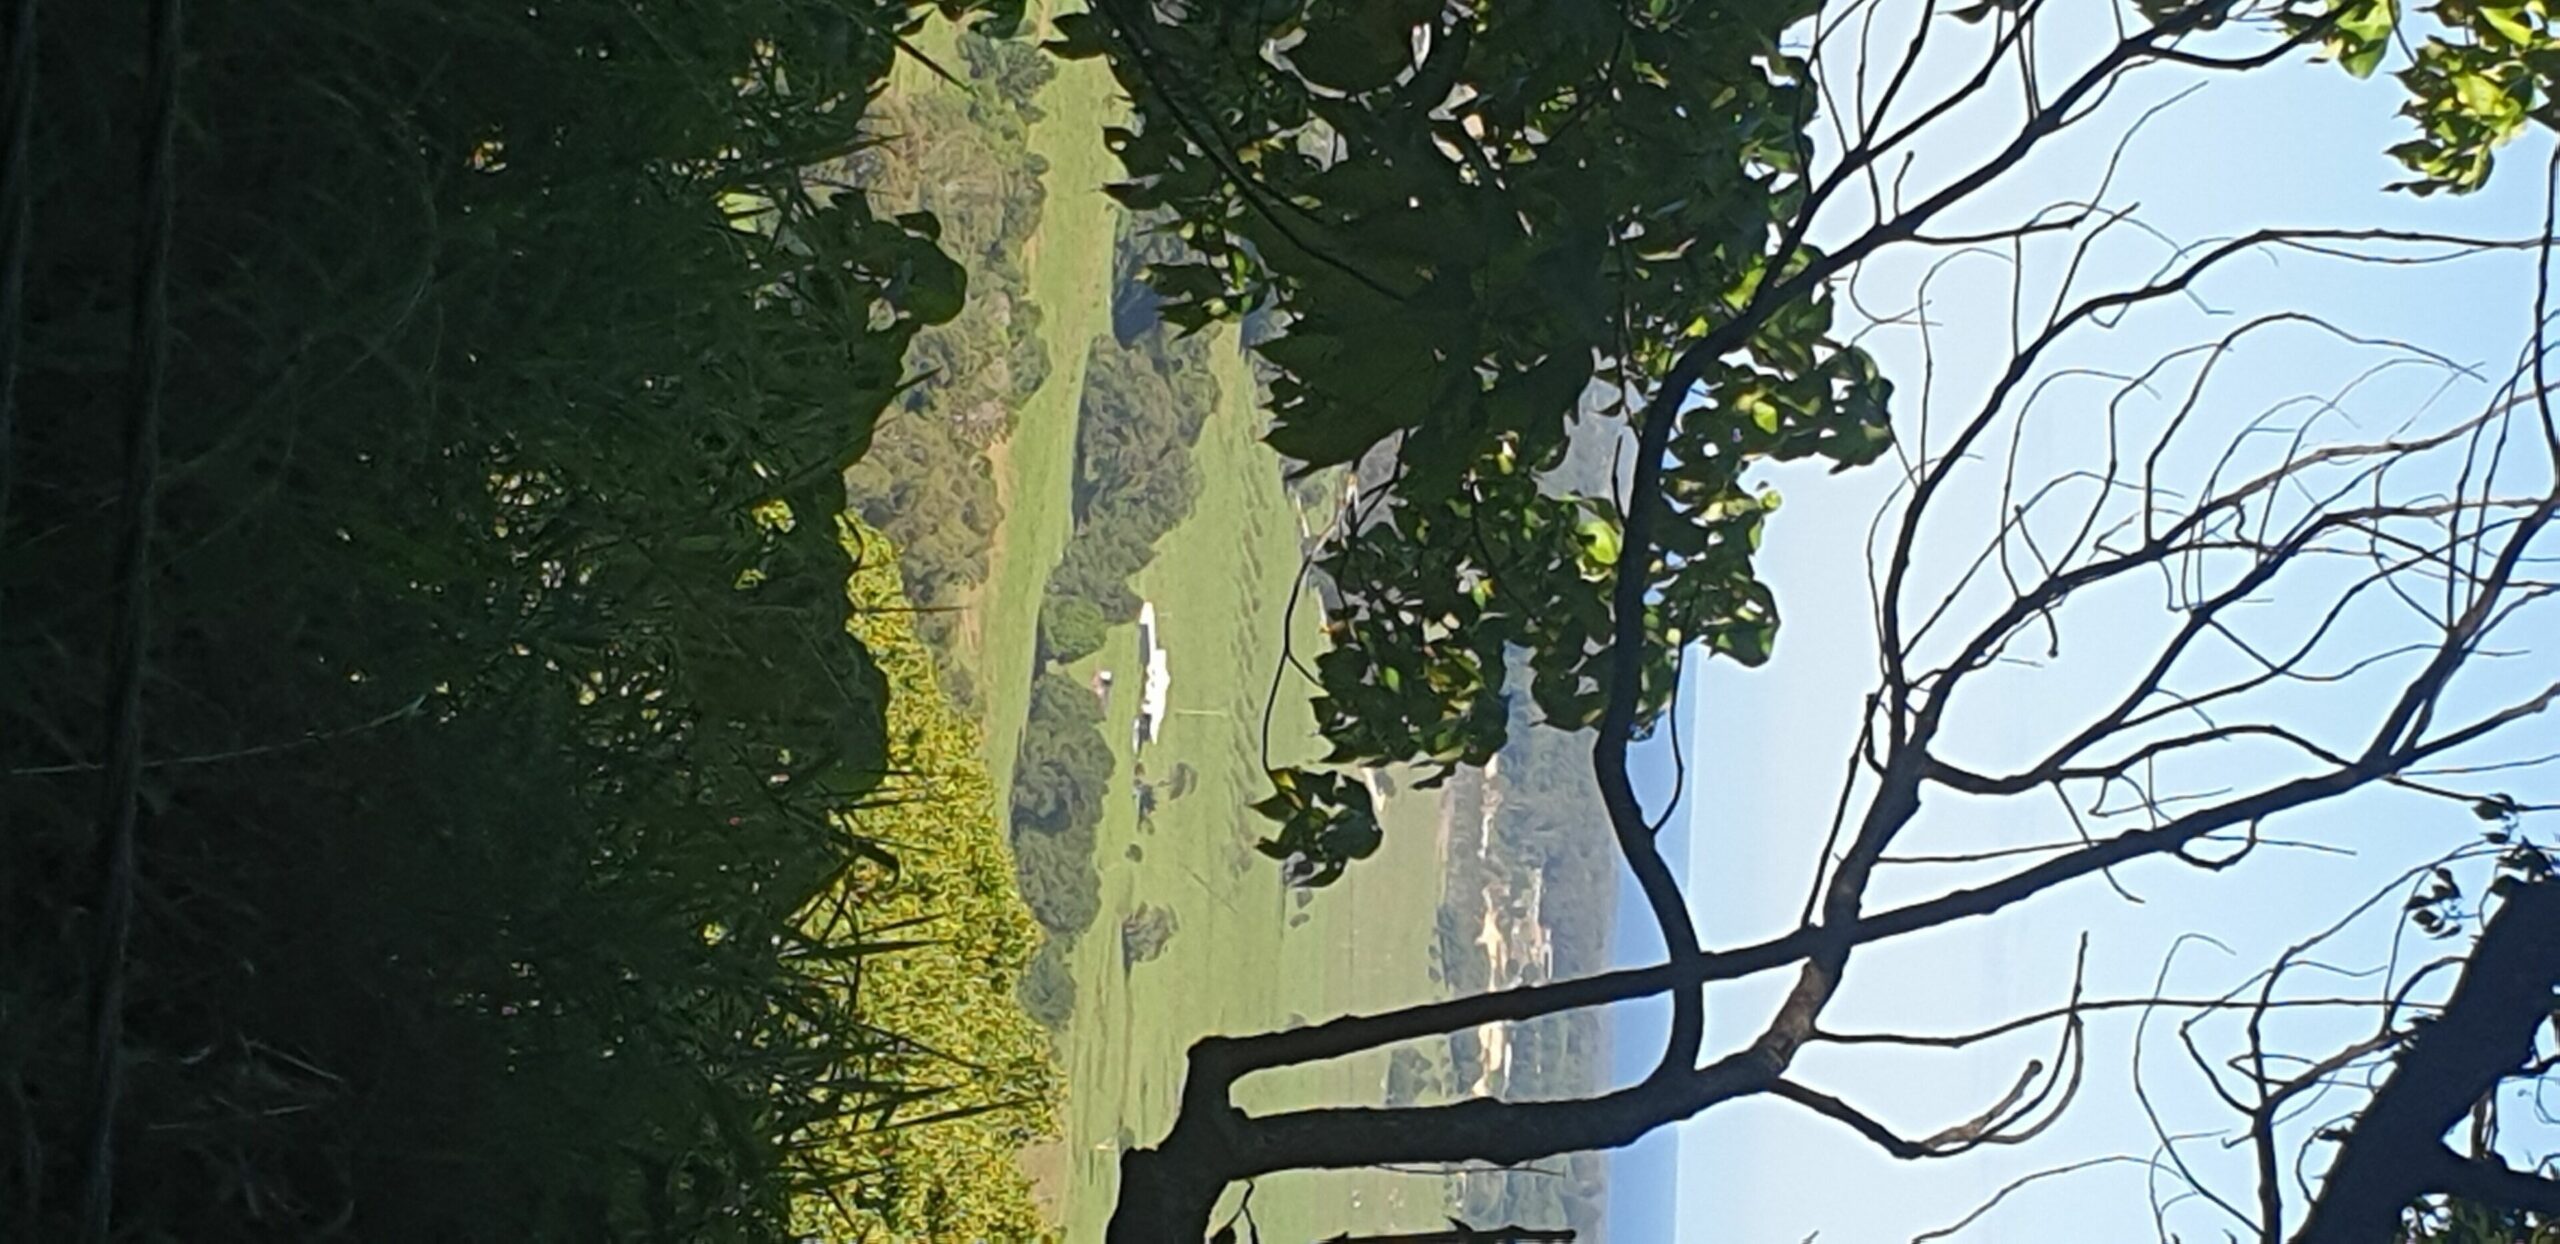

left=971, top=6, right=1126, bottom=798
left=864, top=0, right=1122, bottom=793
left=1041, top=332, right=1457, bottom=1241
left=882, top=9, right=1457, bottom=1237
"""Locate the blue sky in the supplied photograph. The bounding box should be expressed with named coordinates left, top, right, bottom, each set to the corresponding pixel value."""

left=1608, top=4, right=2560, bottom=1240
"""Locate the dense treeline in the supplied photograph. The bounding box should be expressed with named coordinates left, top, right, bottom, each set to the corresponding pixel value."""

left=839, top=29, right=1056, bottom=709
left=1009, top=669, right=1112, bottom=951
left=1017, top=935, right=1081, bottom=1032
left=0, top=2, right=1048, bottom=1239
left=957, top=28, right=1060, bottom=125
left=1006, top=216, right=1223, bottom=1028
left=1047, top=332, right=1219, bottom=618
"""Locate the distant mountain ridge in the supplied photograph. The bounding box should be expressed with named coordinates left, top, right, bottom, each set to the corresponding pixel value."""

left=1425, top=659, right=1625, bottom=1235
left=1414, top=401, right=1642, bottom=1238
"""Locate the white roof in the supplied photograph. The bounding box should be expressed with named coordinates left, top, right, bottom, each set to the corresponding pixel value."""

left=1135, top=646, right=1171, bottom=746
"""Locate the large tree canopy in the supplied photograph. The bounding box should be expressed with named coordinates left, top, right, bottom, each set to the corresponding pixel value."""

left=1066, top=0, right=2560, bottom=1239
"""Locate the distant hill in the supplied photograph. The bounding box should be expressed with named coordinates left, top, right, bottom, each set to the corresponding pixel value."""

left=1427, top=660, right=1624, bottom=1235
left=1420, top=405, right=1645, bottom=1238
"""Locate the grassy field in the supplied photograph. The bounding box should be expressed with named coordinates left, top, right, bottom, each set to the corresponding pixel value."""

left=962, top=7, right=1123, bottom=800
left=883, top=2, right=1123, bottom=797
left=887, top=11, right=1456, bottom=1237
left=1044, top=338, right=1457, bottom=1241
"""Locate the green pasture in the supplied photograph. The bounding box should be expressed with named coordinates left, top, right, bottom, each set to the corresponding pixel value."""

left=965, top=4, right=1123, bottom=799
left=1048, top=338, right=1455, bottom=1241
left=888, top=10, right=1455, bottom=1236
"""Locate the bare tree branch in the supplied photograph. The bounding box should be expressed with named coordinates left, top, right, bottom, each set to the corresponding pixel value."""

left=2292, top=880, right=2560, bottom=1242
left=1098, top=5, right=2560, bottom=1239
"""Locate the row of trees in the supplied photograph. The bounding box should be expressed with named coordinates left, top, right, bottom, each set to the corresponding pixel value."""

left=0, top=0, right=1056, bottom=1239
left=840, top=28, right=1058, bottom=710
left=1045, top=323, right=1221, bottom=624
left=1011, top=668, right=1115, bottom=964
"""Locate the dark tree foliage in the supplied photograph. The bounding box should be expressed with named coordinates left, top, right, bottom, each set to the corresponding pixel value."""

left=1012, top=814, right=1105, bottom=944
left=1011, top=670, right=1118, bottom=842
left=1040, top=591, right=1110, bottom=664
left=1120, top=902, right=1180, bottom=968
left=1017, top=931, right=1080, bottom=1033
left=839, top=42, right=1057, bottom=701
left=1047, top=320, right=1221, bottom=620
left=960, top=26, right=1061, bottom=124
left=842, top=401, right=1005, bottom=657
left=1005, top=675, right=1108, bottom=971
left=1008, top=670, right=1111, bottom=808
left=1007, top=669, right=1111, bottom=962
left=0, top=0, right=1020, bottom=1238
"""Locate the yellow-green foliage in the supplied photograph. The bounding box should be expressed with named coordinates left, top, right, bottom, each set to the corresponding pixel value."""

left=799, top=523, right=1061, bottom=1242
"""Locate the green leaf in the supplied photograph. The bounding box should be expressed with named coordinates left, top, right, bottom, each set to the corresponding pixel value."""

left=1574, top=513, right=1622, bottom=574
left=2337, top=0, right=2395, bottom=43
left=2478, top=3, right=2537, bottom=46
left=2341, top=38, right=2387, bottom=78
left=1045, top=11, right=1110, bottom=60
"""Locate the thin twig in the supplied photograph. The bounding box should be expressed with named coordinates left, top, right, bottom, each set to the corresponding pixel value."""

left=78, top=1, right=184, bottom=1238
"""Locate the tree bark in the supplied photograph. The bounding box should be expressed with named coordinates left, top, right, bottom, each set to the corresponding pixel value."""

left=2292, top=879, right=2560, bottom=1242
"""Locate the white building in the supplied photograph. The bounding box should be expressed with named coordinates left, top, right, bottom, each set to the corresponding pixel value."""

left=1133, top=601, right=1171, bottom=750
